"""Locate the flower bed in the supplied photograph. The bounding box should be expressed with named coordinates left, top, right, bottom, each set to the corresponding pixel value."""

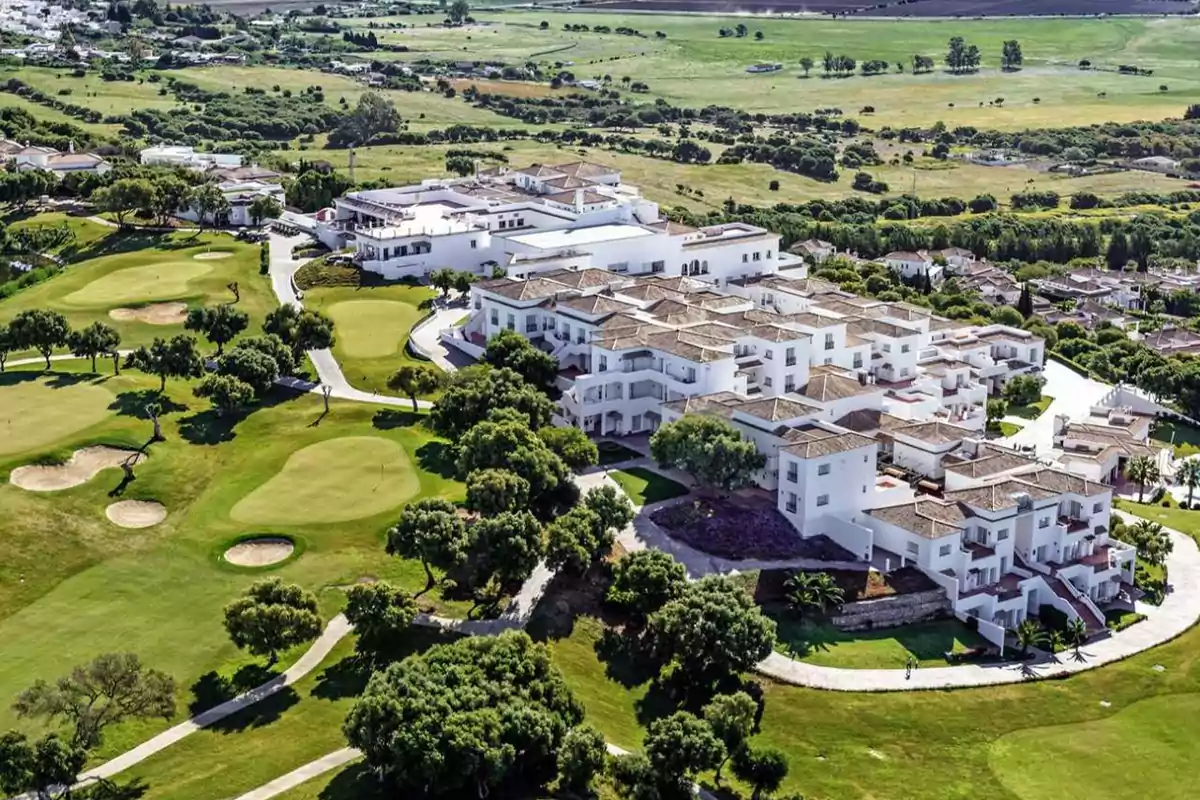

left=650, top=497, right=855, bottom=561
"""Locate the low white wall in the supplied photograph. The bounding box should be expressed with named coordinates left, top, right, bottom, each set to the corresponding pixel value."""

left=970, top=614, right=1008, bottom=654
left=811, top=515, right=874, bottom=563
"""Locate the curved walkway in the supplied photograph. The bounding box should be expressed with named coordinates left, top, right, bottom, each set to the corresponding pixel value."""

left=757, top=511, right=1200, bottom=691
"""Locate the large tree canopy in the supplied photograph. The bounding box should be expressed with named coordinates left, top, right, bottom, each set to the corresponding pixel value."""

left=429, top=365, right=555, bottom=441
left=223, top=578, right=323, bottom=664
left=456, top=415, right=575, bottom=517
left=650, top=415, right=765, bottom=492
left=482, top=329, right=559, bottom=394
left=343, top=631, right=583, bottom=798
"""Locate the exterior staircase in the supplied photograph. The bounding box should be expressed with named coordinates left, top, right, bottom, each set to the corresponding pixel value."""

left=1049, top=576, right=1105, bottom=635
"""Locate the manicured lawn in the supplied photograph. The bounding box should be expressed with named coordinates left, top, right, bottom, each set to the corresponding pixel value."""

left=301, top=283, right=438, bottom=396
left=1104, top=608, right=1146, bottom=632
left=1152, top=420, right=1200, bottom=459
left=0, top=225, right=275, bottom=355
left=1117, top=499, right=1200, bottom=540
left=609, top=467, right=689, bottom=507
left=998, top=421, right=1023, bottom=437
left=0, top=362, right=467, bottom=760
left=1007, top=395, right=1054, bottom=420
left=771, top=615, right=992, bottom=669
left=0, top=375, right=116, bottom=455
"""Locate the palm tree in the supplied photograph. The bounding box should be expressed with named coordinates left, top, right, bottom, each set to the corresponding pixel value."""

left=1067, top=617, right=1087, bottom=654
left=1124, top=455, right=1161, bottom=503
left=1047, top=629, right=1066, bottom=657
left=1130, top=519, right=1173, bottom=567
left=1175, top=458, right=1200, bottom=509
left=1013, top=618, right=1047, bottom=657
left=784, top=571, right=845, bottom=619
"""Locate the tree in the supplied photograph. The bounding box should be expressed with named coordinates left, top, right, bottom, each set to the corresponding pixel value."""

left=799, top=56, right=813, bottom=76
left=465, top=468, right=530, bottom=516
left=1001, top=39, right=1023, bottom=70
left=992, top=305, right=1024, bottom=327
left=784, top=571, right=845, bottom=619
left=67, top=322, right=120, bottom=373
left=456, top=415, right=574, bottom=517
left=986, top=398, right=1008, bottom=429
left=217, top=347, right=277, bottom=397
left=223, top=578, right=323, bottom=664
left=607, top=549, right=687, bottom=617
left=557, top=724, right=607, bottom=794
left=429, top=267, right=456, bottom=296
left=545, top=505, right=605, bottom=575
left=190, top=182, right=230, bottom=228
left=124, top=335, right=204, bottom=391
left=149, top=174, right=190, bottom=226
left=483, top=329, right=559, bottom=393
left=263, top=304, right=336, bottom=359
left=431, top=365, right=555, bottom=441
left=1067, top=616, right=1087, bottom=654
left=470, top=510, right=544, bottom=587
left=1015, top=282, right=1034, bottom=318
left=1002, top=374, right=1044, bottom=407
left=585, top=484, right=635, bottom=533
left=703, top=691, right=757, bottom=782
left=1125, top=519, right=1173, bottom=567
left=445, top=155, right=474, bottom=177
left=387, top=497, right=470, bottom=593
left=185, top=305, right=249, bottom=356
left=649, top=575, right=776, bottom=685
left=1124, top=454, right=1161, bottom=503
left=195, top=373, right=255, bottom=416
left=1013, top=618, right=1047, bottom=657
left=386, top=363, right=444, bottom=412
left=650, top=414, right=765, bottom=493
left=13, top=653, right=175, bottom=751
left=92, top=177, right=157, bottom=228
left=538, top=426, right=599, bottom=470
left=343, top=581, right=418, bottom=658
left=0, top=324, right=11, bottom=373
left=645, top=712, right=725, bottom=793
left=8, top=309, right=70, bottom=370
left=233, top=334, right=296, bottom=378
left=247, top=194, right=282, bottom=227
left=1176, top=458, right=1200, bottom=508
left=344, top=631, right=581, bottom=798
left=732, top=745, right=790, bottom=800
left=31, top=734, right=84, bottom=800
left=0, top=731, right=33, bottom=795
left=448, top=0, right=470, bottom=23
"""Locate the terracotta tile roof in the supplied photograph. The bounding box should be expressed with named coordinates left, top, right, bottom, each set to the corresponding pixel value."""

left=781, top=425, right=877, bottom=459
left=732, top=396, right=822, bottom=423
left=550, top=161, right=615, bottom=179
left=868, top=497, right=967, bottom=539
left=661, top=392, right=746, bottom=418
left=797, top=370, right=878, bottom=403
left=891, top=420, right=973, bottom=445
left=476, top=276, right=569, bottom=301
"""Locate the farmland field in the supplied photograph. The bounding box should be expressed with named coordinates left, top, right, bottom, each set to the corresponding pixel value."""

left=583, top=0, right=1194, bottom=16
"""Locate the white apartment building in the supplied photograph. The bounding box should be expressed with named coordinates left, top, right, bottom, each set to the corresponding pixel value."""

left=140, top=146, right=244, bottom=170
left=0, top=139, right=111, bottom=176
left=311, top=161, right=806, bottom=282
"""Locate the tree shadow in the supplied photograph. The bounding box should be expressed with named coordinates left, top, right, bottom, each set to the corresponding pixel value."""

left=415, top=441, right=458, bottom=480
left=594, top=626, right=660, bottom=690
left=188, top=663, right=283, bottom=716
left=371, top=409, right=423, bottom=430
left=108, top=389, right=189, bottom=419
left=79, top=776, right=149, bottom=800
left=206, top=685, right=301, bottom=734
left=177, top=408, right=241, bottom=445
left=315, top=763, right=384, bottom=800
left=45, top=372, right=101, bottom=388
left=311, top=654, right=374, bottom=702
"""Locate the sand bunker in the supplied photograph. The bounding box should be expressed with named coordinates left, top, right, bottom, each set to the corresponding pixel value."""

left=109, top=302, right=189, bottom=325
left=193, top=251, right=234, bottom=260
left=10, top=446, right=144, bottom=492
left=105, top=500, right=167, bottom=529
left=224, top=537, right=295, bottom=567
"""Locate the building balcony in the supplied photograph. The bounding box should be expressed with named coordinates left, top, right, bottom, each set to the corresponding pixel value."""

left=963, top=542, right=995, bottom=561
left=1059, top=516, right=1090, bottom=534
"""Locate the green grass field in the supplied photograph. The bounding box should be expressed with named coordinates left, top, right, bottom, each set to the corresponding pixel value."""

left=0, top=361, right=466, bottom=761
left=772, top=616, right=991, bottom=669
left=0, top=221, right=275, bottom=356
left=1007, top=395, right=1055, bottom=421
left=609, top=467, right=688, bottom=506
left=301, top=283, right=437, bottom=396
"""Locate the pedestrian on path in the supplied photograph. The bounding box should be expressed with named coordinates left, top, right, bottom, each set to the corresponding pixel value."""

left=905, top=655, right=916, bottom=680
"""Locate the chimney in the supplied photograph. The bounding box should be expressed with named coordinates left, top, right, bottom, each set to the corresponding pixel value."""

left=574, top=188, right=584, bottom=213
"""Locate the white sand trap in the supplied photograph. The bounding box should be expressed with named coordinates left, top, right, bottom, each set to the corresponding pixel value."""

left=10, top=446, right=144, bottom=492
left=109, top=302, right=189, bottom=325
left=224, top=538, right=295, bottom=567
left=105, top=500, right=167, bottom=528
left=193, top=251, right=234, bottom=260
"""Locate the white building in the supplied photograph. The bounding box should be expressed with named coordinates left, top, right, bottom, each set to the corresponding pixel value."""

left=311, top=161, right=807, bottom=283
left=140, top=146, right=244, bottom=170
left=177, top=180, right=286, bottom=227
left=0, top=139, right=111, bottom=176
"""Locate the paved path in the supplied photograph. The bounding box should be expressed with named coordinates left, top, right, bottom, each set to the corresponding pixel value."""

left=230, top=748, right=361, bottom=800
left=757, top=510, right=1200, bottom=691
left=1002, top=361, right=1112, bottom=455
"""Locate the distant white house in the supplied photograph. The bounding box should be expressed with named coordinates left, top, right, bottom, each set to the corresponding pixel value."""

left=884, top=250, right=942, bottom=282
left=140, top=146, right=244, bottom=170
left=746, top=63, right=782, bottom=73
left=0, top=139, right=111, bottom=176
left=177, top=180, right=286, bottom=227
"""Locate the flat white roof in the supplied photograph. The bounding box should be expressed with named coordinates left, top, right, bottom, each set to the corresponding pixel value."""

left=355, top=204, right=478, bottom=240
left=505, top=224, right=655, bottom=251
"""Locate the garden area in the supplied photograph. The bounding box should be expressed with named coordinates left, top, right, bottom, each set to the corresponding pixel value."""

left=1006, top=394, right=1054, bottom=420
left=1152, top=419, right=1200, bottom=460
left=609, top=467, right=689, bottom=507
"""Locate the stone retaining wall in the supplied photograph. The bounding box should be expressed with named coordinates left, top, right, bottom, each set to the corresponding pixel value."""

left=830, top=588, right=952, bottom=631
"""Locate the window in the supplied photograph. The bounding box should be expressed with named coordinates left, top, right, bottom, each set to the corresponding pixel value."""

left=900, top=368, right=909, bottom=378
left=499, top=220, right=507, bottom=230
left=742, top=253, right=749, bottom=263
left=816, top=494, right=829, bottom=507
left=906, top=542, right=919, bottom=556
left=1038, top=517, right=1049, bottom=529
left=786, top=492, right=797, bottom=513
left=785, top=347, right=796, bottom=366
left=489, top=309, right=498, bottom=325
left=764, top=376, right=773, bottom=388
left=939, top=544, right=952, bottom=557
left=764, top=349, right=773, bottom=360
left=561, top=324, right=570, bottom=340
left=998, top=528, right=1010, bottom=540
left=824, top=333, right=834, bottom=351
left=505, top=313, right=515, bottom=330
left=651, top=260, right=665, bottom=273
left=701, top=261, right=709, bottom=274
left=767, top=250, right=772, bottom=258
left=598, top=355, right=608, bottom=372
left=784, top=376, right=794, bottom=392
left=853, top=353, right=863, bottom=369
left=817, top=463, right=831, bottom=476
left=1092, top=502, right=1103, bottom=513
left=882, top=344, right=892, bottom=353
left=753, top=252, right=761, bottom=262
left=517, top=218, right=525, bottom=227
left=901, top=343, right=911, bottom=353
left=787, top=463, right=798, bottom=483
left=470, top=239, right=478, bottom=249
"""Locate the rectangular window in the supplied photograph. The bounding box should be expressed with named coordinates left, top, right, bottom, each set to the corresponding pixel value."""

left=817, top=463, right=831, bottom=476
left=901, top=343, right=911, bottom=353
left=998, top=528, right=1010, bottom=540
left=785, top=347, right=796, bottom=366
left=816, top=494, right=829, bottom=507
left=786, top=493, right=797, bottom=513
left=939, top=544, right=952, bottom=557
left=753, top=252, right=761, bottom=261
left=489, top=310, right=498, bottom=325
left=764, top=349, right=773, bottom=360
left=470, top=240, right=477, bottom=249
left=1039, top=517, right=1049, bottom=529
left=882, top=344, right=892, bottom=353
left=906, top=542, right=919, bottom=556
left=784, top=376, right=794, bottom=392
left=853, top=353, right=863, bottom=369
left=599, top=355, right=608, bottom=372
left=499, top=220, right=507, bottom=229
left=651, top=260, right=665, bottom=273
left=764, top=376, right=773, bottom=388
left=1093, top=502, right=1103, bottom=513
left=517, top=218, right=525, bottom=227
left=505, top=313, right=515, bottom=330
left=824, top=333, right=834, bottom=351
left=900, top=367, right=909, bottom=378
left=787, top=463, right=798, bottom=483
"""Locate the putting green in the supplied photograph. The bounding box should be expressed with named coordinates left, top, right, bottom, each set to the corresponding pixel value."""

left=988, top=693, right=1200, bottom=800
left=63, top=261, right=215, bottom=307
left=0, top=378, right=114, bottom=456
left=229, top=436, right=420, bottom=524
left=325, top=299, right=421, bottom=359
